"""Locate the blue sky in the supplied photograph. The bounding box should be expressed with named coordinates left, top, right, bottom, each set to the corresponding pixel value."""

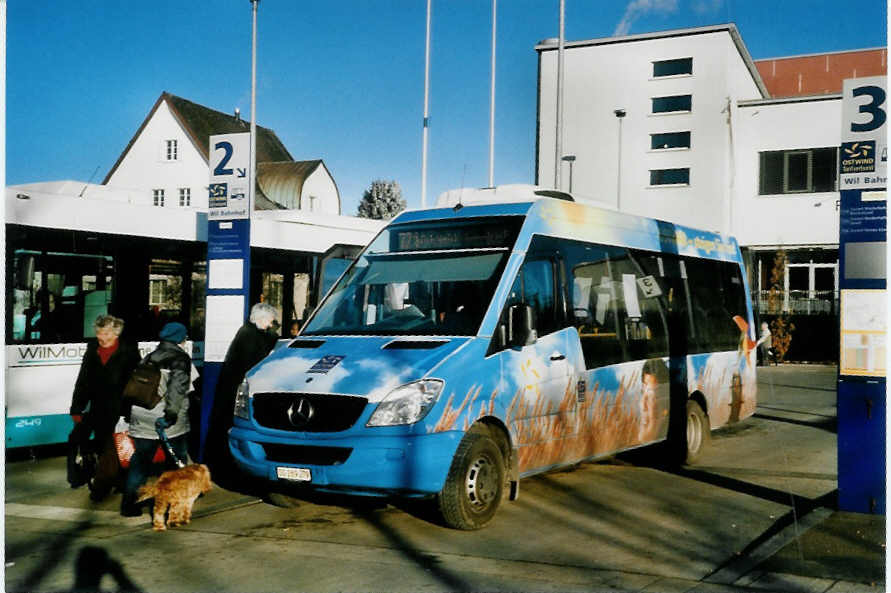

left=7, top=1, right=887, bottom=215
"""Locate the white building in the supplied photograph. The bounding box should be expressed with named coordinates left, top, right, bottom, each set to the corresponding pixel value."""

left=103, top=92, right=341, bottom=214
left=536, top=24, right=886, bottom=360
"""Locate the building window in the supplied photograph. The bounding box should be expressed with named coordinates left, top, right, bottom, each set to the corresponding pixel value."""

left=651, top=131, right=691, bottom=150
left=759, top=148, right=837, bottom=195
left=649, top=168, right=690, bottom=186
left=652, top=95, right=692, bottom=114
left=653, top=57, right=692, bottom=77
left=753, top=251, right=838, bottom=316
left=166, top=140, right=178, bottom=161
left=149, top=278, right=168, bottom=306
left=153, top=189, right=165, bottom=207
left=179, top=187, right=191, bottom=207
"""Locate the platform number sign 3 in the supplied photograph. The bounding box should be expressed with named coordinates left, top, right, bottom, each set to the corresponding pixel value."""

left=850, top=85, right=886, bottom=133
left=841, top=78, right=887, bottom=189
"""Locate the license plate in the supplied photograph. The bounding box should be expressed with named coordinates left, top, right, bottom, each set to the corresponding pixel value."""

left=276, top=467, right=311, bottom=482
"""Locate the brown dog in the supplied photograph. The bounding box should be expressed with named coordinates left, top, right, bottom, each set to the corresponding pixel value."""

left=137, top=464, right=212, bottom=531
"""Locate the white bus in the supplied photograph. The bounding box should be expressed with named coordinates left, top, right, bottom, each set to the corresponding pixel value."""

left=5, top=185, right=382, bottom=449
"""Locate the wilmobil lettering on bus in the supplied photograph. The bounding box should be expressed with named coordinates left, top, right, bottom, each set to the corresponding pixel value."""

left=13, top=344, right=88, bottom=366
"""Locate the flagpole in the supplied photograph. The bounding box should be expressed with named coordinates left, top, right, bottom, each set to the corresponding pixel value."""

left=488, top=0, right=496, bottom=188
left=250, top=0, right=258, bottom=214
left=554, top=0, right=565, bottom=190
left=421, top=0, right=432, bottom=208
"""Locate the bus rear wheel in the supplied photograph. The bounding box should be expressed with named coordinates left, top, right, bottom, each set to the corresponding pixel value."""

left=685, top=400, right=710, bottom=464
left=437, top=431, right=505, bottom=530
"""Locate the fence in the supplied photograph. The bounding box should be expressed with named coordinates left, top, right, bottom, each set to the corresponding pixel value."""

left=754, top=289, right=839, bottom=316
left=754, top=289, right=840, bottom=362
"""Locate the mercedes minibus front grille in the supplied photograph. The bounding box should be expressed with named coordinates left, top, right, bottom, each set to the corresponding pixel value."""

left=261, top=443, right=352, bottom=465
left=252, top=392, right=368, bottom=433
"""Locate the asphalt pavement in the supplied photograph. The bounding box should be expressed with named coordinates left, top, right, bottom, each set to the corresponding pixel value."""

left=3, top=364, right=886, bottom=592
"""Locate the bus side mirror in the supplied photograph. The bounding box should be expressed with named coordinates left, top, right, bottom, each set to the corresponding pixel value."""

left=508, top=304, right=537, bottom=347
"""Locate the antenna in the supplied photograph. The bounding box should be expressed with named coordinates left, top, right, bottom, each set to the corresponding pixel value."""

left=78, top=165, right=101, bottom=198
left=454, top=164, right=468, bottom=211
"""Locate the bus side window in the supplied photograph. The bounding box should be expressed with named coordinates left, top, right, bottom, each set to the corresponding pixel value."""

left=682, top=257, right=743, bottom=352
left=9, top=250, right=113, bottom=344
left=566, top=244, right=626, bottom=369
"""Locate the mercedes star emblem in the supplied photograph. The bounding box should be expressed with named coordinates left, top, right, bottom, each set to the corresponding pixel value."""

left=287, top=397, right=315, bottom=428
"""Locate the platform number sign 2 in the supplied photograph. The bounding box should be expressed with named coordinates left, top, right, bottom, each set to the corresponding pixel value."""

left=850, top=85, right=886, bottom=133
left=208, top=133, right=251, bottom=220
left=213, top=141, right=234, bottom=176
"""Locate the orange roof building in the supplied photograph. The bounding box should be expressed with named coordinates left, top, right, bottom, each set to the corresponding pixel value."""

left=755, top=48, right=887, bottom=97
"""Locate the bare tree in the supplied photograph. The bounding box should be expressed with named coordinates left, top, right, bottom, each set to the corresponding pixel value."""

left=767, top=249, right=795, bottom=362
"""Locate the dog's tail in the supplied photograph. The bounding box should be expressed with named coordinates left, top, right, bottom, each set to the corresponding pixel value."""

left=136, top=482, right=158, bottom=503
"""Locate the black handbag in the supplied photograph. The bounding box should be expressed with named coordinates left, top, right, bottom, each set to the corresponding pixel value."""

left=66, top=422, right=96, bottom=489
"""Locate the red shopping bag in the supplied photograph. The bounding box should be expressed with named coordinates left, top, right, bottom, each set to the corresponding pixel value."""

left=114, top=431, right=135, bottom=469
left=114, top=431, right=166, bottom=468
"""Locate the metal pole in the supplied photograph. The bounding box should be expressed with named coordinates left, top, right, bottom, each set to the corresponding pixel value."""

left=554, top=0, right=565, bottom=190
left=616, top=116, right=622, bottom=211
left=488, top=0, right=496, bottom=188
left=250, top=0, right=258, bottom=214
left=421, top=0, right=432, bottom=208
left=614, top=109, right=625, bottom=211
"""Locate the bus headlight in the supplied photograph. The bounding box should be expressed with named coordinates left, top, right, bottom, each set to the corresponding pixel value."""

left=366, top=380, right=444, bottom=427
left=234, top=380, right=251, bottom=419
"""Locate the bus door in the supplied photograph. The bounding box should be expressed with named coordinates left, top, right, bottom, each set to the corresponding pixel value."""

left=566, top=244, right=671, bottom=452
left=494, top=243, right=577, bottom=471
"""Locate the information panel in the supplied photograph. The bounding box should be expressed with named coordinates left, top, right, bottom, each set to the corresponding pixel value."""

left=840, top=289, right=887, bottom=377
left=837, top=76, right=886, bottom=514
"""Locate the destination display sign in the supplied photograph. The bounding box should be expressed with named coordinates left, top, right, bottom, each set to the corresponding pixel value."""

left=392, top=219, right=521, bottom=252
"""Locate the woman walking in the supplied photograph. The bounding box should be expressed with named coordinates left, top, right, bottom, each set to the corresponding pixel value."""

left=70, top=315, right=140, bottom=501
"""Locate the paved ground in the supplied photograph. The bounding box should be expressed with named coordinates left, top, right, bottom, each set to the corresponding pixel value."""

left=4, top=364, right=886, bottom=592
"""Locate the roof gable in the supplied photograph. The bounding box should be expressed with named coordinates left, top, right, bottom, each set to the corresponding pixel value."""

left=256, top=160, right=322, bottom=210
left=102, top=91, right=293, bottom=184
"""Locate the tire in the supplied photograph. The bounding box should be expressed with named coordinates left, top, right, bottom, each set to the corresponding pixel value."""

left=437, top=432, right=505, bottom=530
left=684, top=400, right=710, bottom=465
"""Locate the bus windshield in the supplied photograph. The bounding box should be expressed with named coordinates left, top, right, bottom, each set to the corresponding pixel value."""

left=303, top=218, right=521, bottom=336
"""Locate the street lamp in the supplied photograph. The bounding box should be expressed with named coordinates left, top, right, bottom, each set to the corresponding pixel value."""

left=614, top=109, right=626, bottom=211
left=561, top=155, right=576, bottom=193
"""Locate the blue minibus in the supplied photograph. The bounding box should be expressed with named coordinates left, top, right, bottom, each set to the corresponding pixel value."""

left=229, top=185, right=758, bottom=529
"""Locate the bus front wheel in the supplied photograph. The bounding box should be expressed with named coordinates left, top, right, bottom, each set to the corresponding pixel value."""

left=685, top=400, right=710, bottom=464
left=437, top=432, right=505, bottom=530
